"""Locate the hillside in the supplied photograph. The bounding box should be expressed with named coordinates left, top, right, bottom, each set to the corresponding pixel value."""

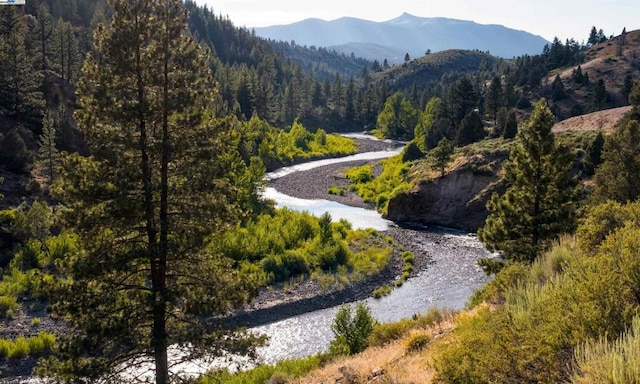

left=542, top=29, right=640, bottom=121
left=552, top=105, right=631, bottom=132
left=253, top=13, right=548, bottom=63
left=372, top=49, right=503, bottom=89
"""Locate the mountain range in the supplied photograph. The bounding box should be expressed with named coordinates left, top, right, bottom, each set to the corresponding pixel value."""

left=253, top=13, right=550, bottom=63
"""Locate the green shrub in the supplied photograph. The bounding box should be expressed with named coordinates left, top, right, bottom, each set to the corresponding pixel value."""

left=369, top=308, right=450, bottom=347
left=0, top=295, right=19, bottom=318
left=401, top=251, right=414, bottom=264
left=405, top=334, right=430, bottom=353
left=327, top=186, right=346, bottom=196
left=199, top=354, right=323, bottom=384
left=369, top=319, right=414, bottom=347
left=346, top=155, right=411, bottom=214
left=330, top=303, right=376, bottom=355
left=346, top=166, right=373, bottom=183
left=467, top=261, right=529, bottom=307
left=372, top=285, right=393, bottom=299
left=575, top=201, right=640, bottom=255
left=571, top=315, right=640, bottom=383
left=436, top=226, right=640, bottom=383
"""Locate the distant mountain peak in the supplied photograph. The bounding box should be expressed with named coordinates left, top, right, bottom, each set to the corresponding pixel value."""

left=253, top=15, right=549, bottom=62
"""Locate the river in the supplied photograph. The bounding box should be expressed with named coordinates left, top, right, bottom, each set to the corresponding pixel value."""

left=250, top=141, right=494, bottom=365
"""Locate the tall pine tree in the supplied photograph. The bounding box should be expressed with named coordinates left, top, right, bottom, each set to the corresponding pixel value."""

left=40, top=1, right=262, bottom=383
left=593, top=120, right=640, bottom=203
left=37, top=110, right=60, bottom=184
left=0, top=7, right=44, bottom=125
left=478, top=99, right=577, bottom=264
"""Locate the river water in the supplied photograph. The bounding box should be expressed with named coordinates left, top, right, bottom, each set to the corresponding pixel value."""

left=251, top=142, right=494, bottom=365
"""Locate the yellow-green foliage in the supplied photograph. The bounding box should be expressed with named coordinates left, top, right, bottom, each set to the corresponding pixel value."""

left=0, top=332, right=55, bottom=359
left=346, top=155, right=411, bottom=213
left=435, top=202, right=640, bottom=383
left=576, top=200, right=640, bottom=255
left=369, top=308, right=451, bottom=347
left=211, top=208, right=392, bottom=286
left=572, top=315, right=640, bottom=384
left=199, top=354, right=323, bottom=384
left=241, top=116, right=356, bottom=169
left=405, top=333, right=430, bottom=353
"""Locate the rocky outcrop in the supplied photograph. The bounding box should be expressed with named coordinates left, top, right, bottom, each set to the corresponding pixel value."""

left=385, top=169, right=505, bottom=231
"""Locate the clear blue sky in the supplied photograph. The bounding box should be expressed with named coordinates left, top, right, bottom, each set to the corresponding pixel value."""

left=194, top=0, right=638, bottom=43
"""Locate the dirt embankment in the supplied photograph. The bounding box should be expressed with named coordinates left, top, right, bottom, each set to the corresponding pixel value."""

left=385, top=170, right=502, bottom=232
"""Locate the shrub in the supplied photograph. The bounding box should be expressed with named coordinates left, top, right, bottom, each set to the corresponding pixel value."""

left=330, top=303, right=376, bottom=355
left=327, top=186, right=346, bottom=196
left=401, top=251, right=414, bottom=264
left=571, top=315, right=640, bottom=383
left=346, top=166, right=373, bottom=183
left=200, top=354, right=323, bottom=384
left=405, top=333, right=430, bottom=353
left=369, top=308, right=450, bottom=347
left=369, top=319, right=414, bottom=347
left=372, top=285, right=392, bottom=299
left=0, top=295, right=19, bottom=318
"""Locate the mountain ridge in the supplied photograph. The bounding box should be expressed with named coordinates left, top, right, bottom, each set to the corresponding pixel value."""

left=254, top=13, right=550, bottom=63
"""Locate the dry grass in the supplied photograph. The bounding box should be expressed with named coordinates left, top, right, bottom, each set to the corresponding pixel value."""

left=292, top=317, right=458, bottom=384
left=552, top=105, right=631, bottom=132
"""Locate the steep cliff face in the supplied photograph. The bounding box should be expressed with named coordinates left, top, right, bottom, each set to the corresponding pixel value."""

left=385, top=169, right=504, bottom=231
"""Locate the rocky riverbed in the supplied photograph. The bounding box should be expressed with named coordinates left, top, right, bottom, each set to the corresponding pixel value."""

left=228, top=137, right=460, bottom=328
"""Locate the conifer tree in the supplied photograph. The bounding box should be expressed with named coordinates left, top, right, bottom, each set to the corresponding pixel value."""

left=37, top=110, right=60, bottom=184
left=430, top=137, right=454, bottom=177
left=34, top=4, right=55, bottom=72
left=52, top=18, right=81, bottom=82
left=40, top=1, right=262, bottom=383
left=455, top=110, right=485, bottom=146
left=502, top=110, right=518, bottom=139
left=478, top=99, right=577, bottom=264
left=0, top=7, right=44, bottom=125
left=594, top=78, right=607, bottom=110
left=593, top=120, right=640, bottom=203
left=551, top=75, right=567, bottom=101
left=486, top=76, right=503, bottom=121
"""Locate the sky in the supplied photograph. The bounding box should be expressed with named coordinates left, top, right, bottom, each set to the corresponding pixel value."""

left=194, top=0, right=639, bottom=43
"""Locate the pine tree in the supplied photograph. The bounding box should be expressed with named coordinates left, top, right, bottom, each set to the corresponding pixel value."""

left=486, top=76, right=503, bottom=121
left=52, top=18, right=81, bottom=82
left=583, top=131, right=604, bottom=176
left=40, top=1, right=262, bottom=383
left=34, top=4, right=55, bottom=72
left=478, top=99, right=577, bottom=264
left=622, top=75, right=634, bottom=103
left=502, top=110, right=518, bottom=139
left=455, top=110, right=485, bottom=146
left=594, top=120, right=640, bottom=203
left=587, top=26, right=598, bottom=46
left=37, top=110, right=60, bottom=183
left=594, top=78, right=607, bottom=110
left=0, top=7, right=45, bottom=125
left=430, top=137, right=454, bottom=177
left=551, top=75, right=567, bottom=101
